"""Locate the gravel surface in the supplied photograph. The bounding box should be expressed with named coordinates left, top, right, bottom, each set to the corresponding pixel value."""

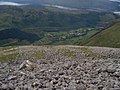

left=0, top=45, right=120, bottom=90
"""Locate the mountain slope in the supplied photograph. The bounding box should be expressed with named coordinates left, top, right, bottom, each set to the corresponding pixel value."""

left=86, top=20, right=120, bottom=48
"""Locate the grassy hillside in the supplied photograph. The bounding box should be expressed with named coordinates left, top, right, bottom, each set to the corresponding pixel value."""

left=86, top=20, right=120, bottom=48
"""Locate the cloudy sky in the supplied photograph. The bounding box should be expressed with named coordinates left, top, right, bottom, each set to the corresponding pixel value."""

left=110, top=0, right=120, bottom=2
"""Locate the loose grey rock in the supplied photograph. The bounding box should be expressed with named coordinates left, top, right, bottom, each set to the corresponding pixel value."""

left=1, top=84, right=8, bottom=89
left=18, top=61, right=27, bottom=70
left=114, top=72, right=120, bottom=77
left=8, top=76, right=17, bottom=80
left=106, top=65, right=116, bottom=73
left=0, top=46, right=120, bottom=90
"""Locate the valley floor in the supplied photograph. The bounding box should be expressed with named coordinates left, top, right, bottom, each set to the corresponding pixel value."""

left=0, top=45, right=120, bottom=90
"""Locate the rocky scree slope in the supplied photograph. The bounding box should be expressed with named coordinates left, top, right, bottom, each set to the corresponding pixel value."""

left=0, top=45, right=120, bottom=90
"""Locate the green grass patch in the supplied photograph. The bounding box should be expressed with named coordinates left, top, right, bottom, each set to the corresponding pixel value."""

left=80, top=47, right=101, bottom=57
left=4, top=49, right=17, bottom=53
left=0, top=53, right=19, bottom=62
left=63, top=49, right=75, bottom=58
left=32, top=51, right=46, bottom=59
left=0, top=46, right=16, bottom=51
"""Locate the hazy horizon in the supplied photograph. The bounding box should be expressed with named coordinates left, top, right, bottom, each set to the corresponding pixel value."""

left=0, top=0, right=120, bottom=11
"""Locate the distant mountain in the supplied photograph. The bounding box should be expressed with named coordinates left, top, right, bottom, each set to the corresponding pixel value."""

left=0, top=5, right=117, bottom=30
left=86, top=20, right=120, bottom=48
left=0, top=5, right=118, bottom=46
left=1, top=0, right=120, bottom=11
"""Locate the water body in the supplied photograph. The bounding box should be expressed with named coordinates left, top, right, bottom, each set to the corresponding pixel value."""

left=44, top=4, right=80, bottom=10
left=0, top=2, right=78, bottom=10
left=0, top=1, right=28, bottom=6
left=114, top=11, right=120, bottom=15
left=109, top=0, right=120, bottom=15
left=110, top=0, right=120, bottom=2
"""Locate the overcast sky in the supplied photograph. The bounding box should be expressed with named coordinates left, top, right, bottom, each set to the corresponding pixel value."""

left=0, top=1, right=28, bottom=6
